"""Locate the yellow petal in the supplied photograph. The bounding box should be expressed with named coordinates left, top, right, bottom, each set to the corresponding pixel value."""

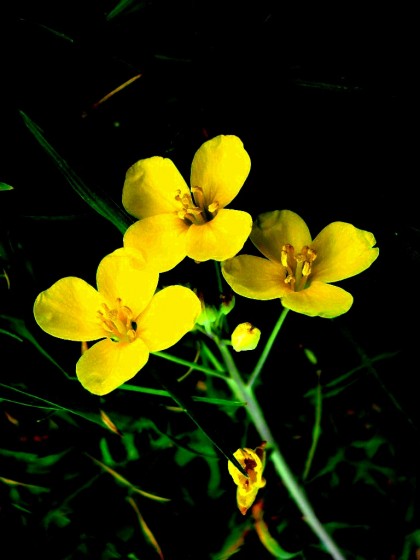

left=122, top=156, right=190, bottom=219
left=311, top=222, right=379, bottom=282
left=236, top=486, right=260, bottom=515
left=282, top=281, right=354, bottom=318
left=185, top=209, right=252, bottom=262
left=190, top=135, right=251, bottom=209
left=96, top=247, right=159, bottom=316
left=228, top=448, right=265, bottom=485
left=222, top=255, right=288, bottom=300
left=33, top=277, right=107, bottom=341
left=76, top=337, right=149, bottom=395
left=137, top=286, right=201, bottom=352
left=251, top=210, right=312, bottom=264
left=123, top=214, right=189, bottom=272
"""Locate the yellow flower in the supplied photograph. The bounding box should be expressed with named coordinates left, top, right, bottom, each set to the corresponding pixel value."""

left=222, top=210, right=379, bottom=319
left=33, top=248, right=201, bottom=396
left=122, top=135, right=252, bottom=272
left=228, top=444, right=266, bottom=515
left=231, top=322, right=261, bottom=352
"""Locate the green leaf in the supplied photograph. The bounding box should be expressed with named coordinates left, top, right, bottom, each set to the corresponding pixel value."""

left=0, top=328, right=23, bottom=341
left=106, top=0, right=147, bottom=20
left=0, top=182, right=14, bottom=191
left=0, top=448, right=69, bottom=474
left=88, top=454, right=171, bottom=503
left=401, top=530, right=420, bottom=560
left=19, top=110, right=133, bottom=234
left=43, top=507, right=72, bottom=529
left=254, top=502, right=302, bottom=559
left=211, top=513, right=252, bottom=559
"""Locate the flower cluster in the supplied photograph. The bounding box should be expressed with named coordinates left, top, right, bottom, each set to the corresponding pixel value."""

left=33, top=135, right=379, bottom=389
left=33, top=134, right=379, bottom=518
left=33, top=135, right=254, bottom=395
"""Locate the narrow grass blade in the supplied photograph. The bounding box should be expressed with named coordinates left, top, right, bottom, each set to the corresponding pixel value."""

left=19, top=111, right=133, bottom=234
left=151, top=368, right=248, bottom=477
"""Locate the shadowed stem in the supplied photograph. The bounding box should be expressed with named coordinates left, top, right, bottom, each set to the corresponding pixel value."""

left=215, top=322, right=345, bottom=560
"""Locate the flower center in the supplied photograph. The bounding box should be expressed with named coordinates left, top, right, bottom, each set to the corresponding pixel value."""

left=97, top=298, right=137, bottom=343
left=175, top=186, right=219, bottom=226
left=281, top=244, right=317, bottom=291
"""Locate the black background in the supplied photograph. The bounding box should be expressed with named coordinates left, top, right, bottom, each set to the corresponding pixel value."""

left=1, top=2, right=419, bottom=559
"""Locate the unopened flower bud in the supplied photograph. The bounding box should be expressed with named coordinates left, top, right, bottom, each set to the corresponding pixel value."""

left=231, top=322, right=261, bottom=352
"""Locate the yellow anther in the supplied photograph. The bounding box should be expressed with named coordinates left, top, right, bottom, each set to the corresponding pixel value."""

left=181, top=193, right=192, bottom=207
left=208, top=201, right=219, bottom=215
left=297, top=246, right=317, bottom=277
left=174, top=188, right=208, bottom=225
left=281, top=244, right=296, bottom=285
left=191, top=185, right=205, bottom=209
left=175, top=185, right=219, bottom=224
left=302, top=261, right=311, bottom=277
left=281, top=244, right=293, bottom=268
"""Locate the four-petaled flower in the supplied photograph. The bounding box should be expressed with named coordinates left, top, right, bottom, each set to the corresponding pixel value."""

left=228, top=443, right=267, bottom=515
left=122, top=135, right=252, bottom=272
left=222, top=210, right=379, bottom=318
left=33, top=248, right=201, bottom=395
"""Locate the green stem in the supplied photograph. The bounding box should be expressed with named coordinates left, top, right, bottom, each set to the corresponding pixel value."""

left=303, top=371, right=323, bottom=481
left=248, top=307, right=290, bottom=388
left=217, top=341, right=345, bottom=560
left=153, top=350, right=226, bottom=378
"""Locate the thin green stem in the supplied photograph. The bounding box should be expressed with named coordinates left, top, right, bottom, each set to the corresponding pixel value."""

left=153, top=350, right=226, bottom=379
left=0, top=382, right=105, bottom=429
left=303, top=371, right=323, bottom=481
left=119, top=384, right=245, bottom=407
left=217, top=341, right=345, bottom=560
left=200, top=341, right=226, bottom=373
left=247, top=307, right=290, bottom=388
left=213, top=260, right=224, bottom=293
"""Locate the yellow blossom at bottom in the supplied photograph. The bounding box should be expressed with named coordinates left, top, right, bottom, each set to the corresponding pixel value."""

left=228, top=443, right=267, bottom=515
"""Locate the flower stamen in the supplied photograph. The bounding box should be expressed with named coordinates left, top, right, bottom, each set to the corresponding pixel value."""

left=281, top=244, right=296, bottom=286
left=281, top=244, right=317, bottom=291
left=175, top=189, right=207, bottom=225
left=296, top=246, right=317, bottom=277
left=191, top=185, right=205, bottom=209
left=98, top=298, right=137, bottom=343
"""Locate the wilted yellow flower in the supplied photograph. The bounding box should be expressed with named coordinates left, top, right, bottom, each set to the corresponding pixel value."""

left=222, top=210, right=379, bottom=318
left=122, top=135, right=252, bottom=272
left=231, top=322, right=261, bottom=352
left=228, top=443, right=266, bottom=515
left=33, top=248, right=201, bottom=396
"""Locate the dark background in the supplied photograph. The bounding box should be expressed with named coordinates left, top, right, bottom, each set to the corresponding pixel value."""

left=1, top=1, right=419, bottom=559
